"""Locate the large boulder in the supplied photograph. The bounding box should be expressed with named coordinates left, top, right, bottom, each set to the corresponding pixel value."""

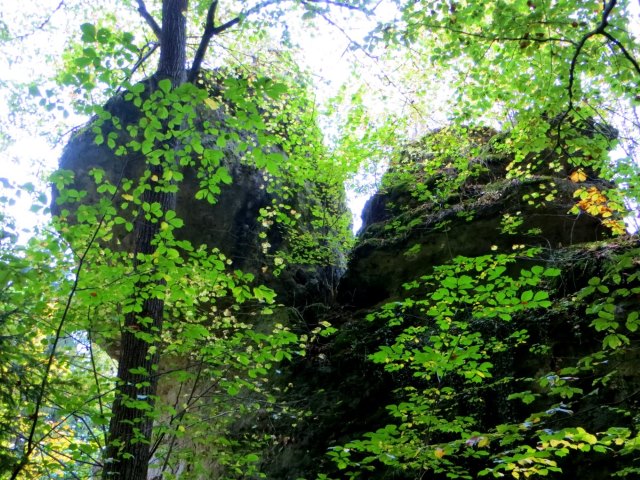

left=338, top=128, right=612, bottom=308
left=53, top=73, right=346, bottom=308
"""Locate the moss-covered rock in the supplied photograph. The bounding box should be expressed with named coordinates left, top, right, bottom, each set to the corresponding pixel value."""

left=266, top=127, right=638, bottom=480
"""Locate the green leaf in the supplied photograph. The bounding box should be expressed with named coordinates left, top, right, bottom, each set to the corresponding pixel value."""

left=80, top=23, right=96, bottom=42
left=158, top=78, right=172, bottom=94
left=216, top=166, right=232, bottom=185
left=183, top=324, right=209, bottom=341
left=626, top=311, right=639, bottom=332
left=521, top=290, right=534, bottom=302
left=533, top=291, right=549, bottom=302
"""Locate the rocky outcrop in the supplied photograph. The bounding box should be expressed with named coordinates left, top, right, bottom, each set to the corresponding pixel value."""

left=339, top=130, right=612, bottom=308
left=53, top=73, right=345, bottom=308
left=56, top=106, right=639, bottom=478
left=264, top=127, right=639, bottom=480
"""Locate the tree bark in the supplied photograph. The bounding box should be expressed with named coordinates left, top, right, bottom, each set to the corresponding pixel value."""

left=102, top=1, right=187, bottom=478
left=158, top=0, right=188, bottom=84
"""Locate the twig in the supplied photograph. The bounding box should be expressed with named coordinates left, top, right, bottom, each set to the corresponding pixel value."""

left=87, top=310, right=108, bottom=446
left=14, top=0, right=65, bottom=41
left=156, top=363, right=205, bottom=474
left=116, top=41, right=159, bottom=95
left=304, top=0, right=372, bottom=13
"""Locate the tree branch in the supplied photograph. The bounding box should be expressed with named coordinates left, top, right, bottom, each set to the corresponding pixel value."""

left=188, top=0, right=219, bottom=83
left=14, top=0, right=65, bottom=41
left=136, top=0, right=162, bottom=40
left=188, top=0, right=372, bottom=82
left=403, top=19, right=577, bottom=47
left=212, top=0, right=281, bottom=35
left=602, top=31, right=640, bottom=78
left=567, top=0, right=617, bottom=109
left=189, top=0, right=282, bottom=81
left=554, top=0, right=626, bottom=164
left=304, top=0, right=372, bottom=13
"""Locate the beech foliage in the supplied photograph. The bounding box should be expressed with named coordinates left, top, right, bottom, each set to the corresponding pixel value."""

left=0, top=0, right=638, bottom=479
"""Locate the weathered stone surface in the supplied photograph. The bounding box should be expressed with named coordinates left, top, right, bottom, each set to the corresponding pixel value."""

left=263, top=128, right=639, bottom=480
left=340, top=173, right=610, bottom=308
left=53, top=77, right=344, bottom=308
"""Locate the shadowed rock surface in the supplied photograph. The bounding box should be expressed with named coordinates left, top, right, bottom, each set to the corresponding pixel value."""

left=54, top=75, right=345, bottom=308
left=259, top=127, right=639, bottom=480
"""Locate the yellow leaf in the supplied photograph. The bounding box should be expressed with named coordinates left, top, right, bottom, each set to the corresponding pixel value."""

left=478, top=437, right=490, bottom=448
left=122, top=194, right=134, bottom=201
left=151, top=174, right=159, bottom=182
left=204, top=97, right=218, bottom=110
left=434, top=447, right=445, bottom=458
left=570, top=169, right=587, bottom=183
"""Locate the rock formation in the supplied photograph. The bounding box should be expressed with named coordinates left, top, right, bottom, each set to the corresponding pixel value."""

left=262, top=126, right=640, bottom=479
left=56, top=100, right=639, bottom=478
left=53, top=72, right=346, bottom=308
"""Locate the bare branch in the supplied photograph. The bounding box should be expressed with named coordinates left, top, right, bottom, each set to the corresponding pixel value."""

left=14, top=0, right=65, bottom=41
left=188, top=0, right=372, bottom=82
left=304, top=0, right=372, bottom=13
left=116, top=41, right=159, bottom=95
left=212, top=0, right=281, bottom=36
left=136, top=0, right=162, bottom=40
left=189, top=0, right=282, bottom=81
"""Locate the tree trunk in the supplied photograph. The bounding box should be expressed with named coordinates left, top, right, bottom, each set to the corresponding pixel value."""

left=103, top=1, right=187, bottom=478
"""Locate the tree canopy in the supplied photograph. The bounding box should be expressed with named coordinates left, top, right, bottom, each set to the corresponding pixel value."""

left=0, top=0, right=638, bottom=479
